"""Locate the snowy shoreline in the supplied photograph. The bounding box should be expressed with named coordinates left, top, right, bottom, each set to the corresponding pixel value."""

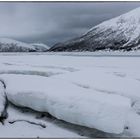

left=1, top=51, right=140, bottom=57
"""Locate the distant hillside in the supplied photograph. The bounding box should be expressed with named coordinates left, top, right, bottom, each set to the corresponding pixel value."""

left=0, top=38, right=49, bottom=52
left=31, top=43, right=50, bottom=52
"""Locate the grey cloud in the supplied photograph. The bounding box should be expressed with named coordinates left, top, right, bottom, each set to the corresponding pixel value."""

left=0, top=2, right=140, bottom=46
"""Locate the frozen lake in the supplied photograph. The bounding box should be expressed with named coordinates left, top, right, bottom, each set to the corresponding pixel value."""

left=0, top=52, right=140, bottom=138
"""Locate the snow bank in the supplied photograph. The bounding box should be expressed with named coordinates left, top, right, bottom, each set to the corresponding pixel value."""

left=0, top=81, right=6, bottom=117
left=0, top=74, right=131, bottom=134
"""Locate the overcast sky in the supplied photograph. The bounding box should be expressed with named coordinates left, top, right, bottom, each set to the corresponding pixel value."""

left=0, top=2, right=140, bottom=46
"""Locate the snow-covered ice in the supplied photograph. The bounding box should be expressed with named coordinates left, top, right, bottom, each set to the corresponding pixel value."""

left=0, top=52, right=140, bottom=138
left=55, top=68, right=140, bottom=103
left=0, top=74, right=131, bottom=134
left=0, top=103, right=84, bottom=138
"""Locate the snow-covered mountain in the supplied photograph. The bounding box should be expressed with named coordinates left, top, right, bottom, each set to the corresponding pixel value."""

left=0, top=38, right=36, bottom=52
left=49, top=7, right=140, bottom=52
left=0, top=38, right=49, bottom=52
left=31, top=43, right=50, bottom=52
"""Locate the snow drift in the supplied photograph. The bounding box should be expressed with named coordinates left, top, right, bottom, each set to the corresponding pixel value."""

left=0, top=74, right=131, bottom=134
